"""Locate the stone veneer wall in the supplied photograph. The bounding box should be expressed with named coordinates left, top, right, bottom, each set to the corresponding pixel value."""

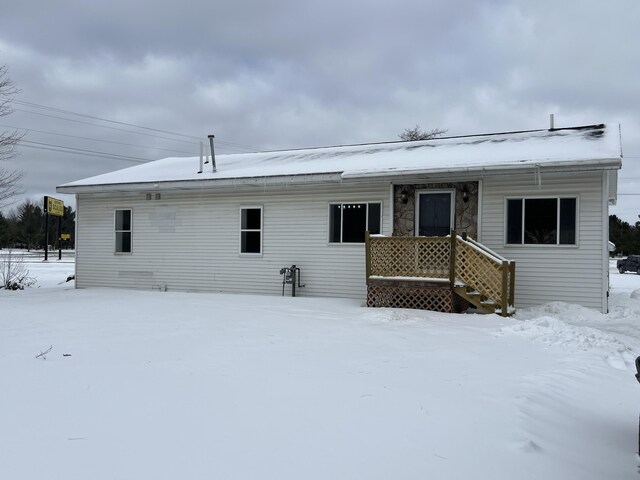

left=393, top=182, right=479, bottom=239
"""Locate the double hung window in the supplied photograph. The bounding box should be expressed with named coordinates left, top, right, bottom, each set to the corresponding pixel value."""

left=115, top=209, right=132, bottom=253
left=240, top=206, right=263, bottom=254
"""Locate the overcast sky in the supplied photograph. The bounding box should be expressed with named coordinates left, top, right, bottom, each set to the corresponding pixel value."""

left=1, top=0, right=638, bottom=222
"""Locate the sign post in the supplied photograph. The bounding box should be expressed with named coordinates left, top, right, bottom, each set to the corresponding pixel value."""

left=43, top=196, right=64, bottom=261
left=60, top=233, right=71, bottom=259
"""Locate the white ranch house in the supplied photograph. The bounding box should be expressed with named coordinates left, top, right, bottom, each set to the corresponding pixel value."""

left=57, top=124, right=622, bottom=314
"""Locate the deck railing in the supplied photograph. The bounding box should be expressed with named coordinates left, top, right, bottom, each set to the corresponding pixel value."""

left=366, top=235, right=451, bottom=279
left=365, top=231, right=515, bottom=315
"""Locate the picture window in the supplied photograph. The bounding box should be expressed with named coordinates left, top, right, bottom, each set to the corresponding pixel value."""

left=329, top=202, right=381, bottom=243
left=506, top=197, right=576, bottom=245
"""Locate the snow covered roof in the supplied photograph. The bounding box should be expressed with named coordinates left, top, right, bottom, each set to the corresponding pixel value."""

left=58, top=124, right=622, bottom=193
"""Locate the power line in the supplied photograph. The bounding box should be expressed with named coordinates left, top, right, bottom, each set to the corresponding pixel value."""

left=0, top=123, right=197, bottom=156
left=13, top=108, right=201, bottom=146
left=13, top=99, right=201, bottom=140
left=20, top=142, right=146, bottom=163
left=20, top=140, right=151, bottom=163
left=211, top=138, right=263, bottom=151
left=20, top=144, right=151, bottom=164
left=12, top=99, right=265, bottom=152
left=12, top=107, right=260, bottom=153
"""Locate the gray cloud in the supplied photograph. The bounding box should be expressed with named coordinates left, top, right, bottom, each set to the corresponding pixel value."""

left=0, top=0, right=638, bottom=222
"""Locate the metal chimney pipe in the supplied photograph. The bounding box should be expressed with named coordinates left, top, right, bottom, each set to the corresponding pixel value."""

left=208, top=134, right=217, bottom=172
left=198, top=141, right=203, bottom=174
left=549, top=113, right=555, bottom=130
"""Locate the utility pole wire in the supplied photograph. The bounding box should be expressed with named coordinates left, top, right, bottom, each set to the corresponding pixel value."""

left=13, top=99, right=264, bottom=151
left=0, top=123, right=197, bottom=156
left=20, top=140, right=151, bottom=163
left=19, top=143, right=147, bottom=163
left=13, top=108, right=202, bottom=146
left=13, top=99, right=202, bottom=140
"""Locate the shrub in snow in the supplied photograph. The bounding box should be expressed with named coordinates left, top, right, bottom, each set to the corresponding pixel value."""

left=0, top=250, right=35, bottom=290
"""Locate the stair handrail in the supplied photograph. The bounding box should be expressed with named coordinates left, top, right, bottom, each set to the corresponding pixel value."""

left=459, top=233, right=511, bottom=263
left=454, top=232, right=515, bottom=316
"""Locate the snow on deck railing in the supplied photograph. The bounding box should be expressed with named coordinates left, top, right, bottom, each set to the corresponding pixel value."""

left=458, top=235, right=508, bottom=264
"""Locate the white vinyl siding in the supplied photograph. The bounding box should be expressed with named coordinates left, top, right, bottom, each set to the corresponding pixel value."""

left=73, top=169, right=613, bottom=311
left=480, top=170, right=608, bottom=312
left=74, top=182, right=390, bottom=299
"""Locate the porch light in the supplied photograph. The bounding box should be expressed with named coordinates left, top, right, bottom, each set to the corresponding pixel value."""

left=462, top=186, right=469, bottom=203
left=401, top=188, right=409, bottom=204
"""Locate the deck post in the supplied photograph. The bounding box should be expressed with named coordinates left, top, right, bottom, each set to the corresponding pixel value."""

left=449, top=229, right=457, bottom=285
left=501, top=260, right=509, bottom=316
left=365, top=230, right=371, bottom=285
left=508, top=261, right=516, bottom=307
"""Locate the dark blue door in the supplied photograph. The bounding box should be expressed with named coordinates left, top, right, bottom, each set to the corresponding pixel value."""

left=418, top=192, right=452, bottom=236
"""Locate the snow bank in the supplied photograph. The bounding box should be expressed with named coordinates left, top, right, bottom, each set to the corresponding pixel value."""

left=502, top=269, right=640, bottom=372
left=1, top=260, right=639, bottom=480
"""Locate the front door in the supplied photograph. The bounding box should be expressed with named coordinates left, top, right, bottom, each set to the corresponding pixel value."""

left=416, top=191, right=453, bottom=236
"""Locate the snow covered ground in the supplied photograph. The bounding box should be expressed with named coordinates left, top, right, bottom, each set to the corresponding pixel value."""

left=1, top=257, right=640, bottom=479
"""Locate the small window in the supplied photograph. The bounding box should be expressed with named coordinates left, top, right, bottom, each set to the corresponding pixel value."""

left=329, top=202, right=382, bottom=243
left=240, top=206, right=262, bottom=254
left=506, top=197, right=577, bottom=245
left=115, top=209, right=132, bottom=253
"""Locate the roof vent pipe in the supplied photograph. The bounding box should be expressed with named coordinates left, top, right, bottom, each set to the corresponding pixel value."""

left=549, top=113, right=555, bottom=130
left=197, top=141, right=203, bottom=174
left=208, top=134, right=217, bottom=172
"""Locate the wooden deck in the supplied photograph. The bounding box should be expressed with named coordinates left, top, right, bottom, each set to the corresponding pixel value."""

left=365, top=231, right=515, bottom=316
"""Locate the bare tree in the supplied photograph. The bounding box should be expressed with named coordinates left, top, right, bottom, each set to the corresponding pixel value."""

left=398, top=125, right=448, bottom=141
left=0, top=65, right=24, bottom=207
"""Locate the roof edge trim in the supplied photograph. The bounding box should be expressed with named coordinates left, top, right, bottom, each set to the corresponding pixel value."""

left=57, top=172, right=345, bottom=194
left=340, top=157, right=622, bottom=180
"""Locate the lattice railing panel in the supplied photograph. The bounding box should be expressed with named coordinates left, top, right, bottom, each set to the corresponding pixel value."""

left=369, top=236, right=450, bottom=278
left=455, top=240, right=504, bottom=302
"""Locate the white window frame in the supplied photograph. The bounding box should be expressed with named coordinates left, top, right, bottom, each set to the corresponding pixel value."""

left=414, top=189, right=456, bottom=236
left=239, top=206, right=263, bottom=256
left=328, top=201, right=382, bottom=244
left=114, top=208, right=132, bottom=254
left=504, top=195, right=579, bottom=246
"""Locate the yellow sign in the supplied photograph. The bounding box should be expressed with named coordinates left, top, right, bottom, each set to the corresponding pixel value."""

left=60, top=233, right=71, bottom=240
left=46, top=196, right=64, bottom=217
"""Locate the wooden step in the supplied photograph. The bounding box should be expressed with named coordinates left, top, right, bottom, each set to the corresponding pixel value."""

left=453, top=285, right=497, bottom=314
